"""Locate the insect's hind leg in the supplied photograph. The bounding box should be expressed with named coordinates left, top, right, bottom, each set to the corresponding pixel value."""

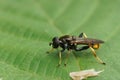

left=79, top=33, right=84, bottom=37
left=75, top=46, right=105, bottom=65
left=90, top=47, right=106, bottom=65
left=79, top=32, right=88, bottom=38
left=79, top=32, right=105, bottom=65
left=75, top=46, right=89, bottom=51
left=82, top=33, right=105, bottom=65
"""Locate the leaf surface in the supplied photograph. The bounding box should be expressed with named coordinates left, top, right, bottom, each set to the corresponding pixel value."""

left=0, top=0, right=120, bottom=80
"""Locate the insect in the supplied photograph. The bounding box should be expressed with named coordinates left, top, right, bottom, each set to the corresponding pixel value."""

left=47, top=33, right=105, bottom=66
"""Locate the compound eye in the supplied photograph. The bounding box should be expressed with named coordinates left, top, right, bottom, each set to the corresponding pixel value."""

left=52, top=37, right=59, bottom=48
left=52, top=37, right=59, bottom=41
left=92, top=44, right=99, bottom=49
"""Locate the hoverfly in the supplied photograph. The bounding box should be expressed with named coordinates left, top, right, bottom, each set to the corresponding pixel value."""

left=47, top=33, right=105, bottom=66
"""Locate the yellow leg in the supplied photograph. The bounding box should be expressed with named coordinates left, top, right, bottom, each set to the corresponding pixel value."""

left=83, top=33, right=88, bottom=38
left=64, top=50, right=71, bottom=66
left=83, top=33, right=105, bottom=65
left=57, top=51, right=62, bottom=66
left=90, top=47, right=105, bottom=65
left=46, top=48, right=54, bottom=54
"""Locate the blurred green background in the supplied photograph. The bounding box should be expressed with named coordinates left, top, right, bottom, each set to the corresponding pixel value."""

left=0, top=0, right=120, bottom=80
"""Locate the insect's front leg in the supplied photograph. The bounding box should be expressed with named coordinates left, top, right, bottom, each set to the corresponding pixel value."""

left=46, top=42, right=54, bottom=54
left=46, top=48, right=54, bottom=54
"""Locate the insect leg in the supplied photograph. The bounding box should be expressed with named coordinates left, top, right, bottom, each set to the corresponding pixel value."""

left=80, top=33, right=105, bottom=64
left=75, top=46, right=89, bottom=51
left=57, top=51, right=62, bottom=67
left=46, top=48, right=54, bottom=54
left=56, top=47, right=66, bottom=67
left=79, top=32, right=88, bottom=38
left=83, top=33, right=105, bottom=64
left=79, top=33, right=84, bottom=37
left=64, top=50, right=71, bottom=66
left=83, top=33, right=88, bottom=38
left=90, top=47, right=105, bottom=65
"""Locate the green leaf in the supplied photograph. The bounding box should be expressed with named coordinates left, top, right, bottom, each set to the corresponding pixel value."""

left=0, top=0, right=120, bottom=80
